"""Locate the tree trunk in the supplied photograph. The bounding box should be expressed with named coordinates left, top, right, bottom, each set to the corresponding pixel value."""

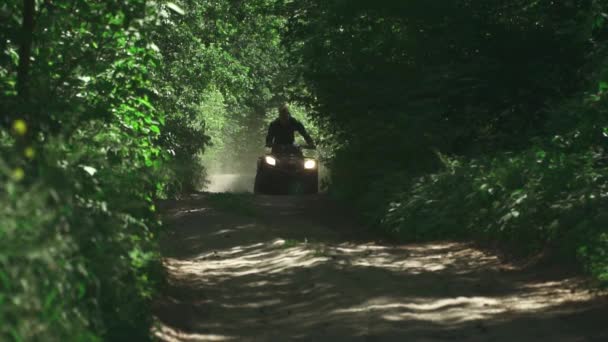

left=17, top=0, right=35, bottom=102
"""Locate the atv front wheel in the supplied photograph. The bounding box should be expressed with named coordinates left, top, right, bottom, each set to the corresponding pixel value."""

left=303, top=173, right=319, bottom=195
left=254, top=172, right=266, bottom=194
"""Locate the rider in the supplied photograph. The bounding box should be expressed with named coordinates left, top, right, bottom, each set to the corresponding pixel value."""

left=266, top=104, right=315, bottom=148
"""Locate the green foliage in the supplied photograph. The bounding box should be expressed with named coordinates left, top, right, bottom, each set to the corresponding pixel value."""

left=0, top=172, right=95, bottom=341
left=0, top=127, right=165, bottom=341
left=284, top=0, right=608, bottom=282
left=1, top=0, right=167, bottom=340
left=376, top=129, right=608, bottom=281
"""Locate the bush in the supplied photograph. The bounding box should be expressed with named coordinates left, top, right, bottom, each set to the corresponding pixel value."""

left=0, top=118, right=166, bottom=341
left=1, top=1, right=168, bottom=338
left=291, top=0, right=608, bottom=284
left=349, top=97, right=608, bottom=282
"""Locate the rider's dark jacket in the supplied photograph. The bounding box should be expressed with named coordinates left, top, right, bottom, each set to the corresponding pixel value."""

left=266, top=117, right=315, bottom=146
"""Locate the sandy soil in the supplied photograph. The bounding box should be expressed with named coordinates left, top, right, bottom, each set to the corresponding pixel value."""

left=154, top=194, right=608, bottom=342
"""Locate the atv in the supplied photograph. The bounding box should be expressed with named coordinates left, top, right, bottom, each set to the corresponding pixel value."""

left=254, top=144, right=319, bottom=195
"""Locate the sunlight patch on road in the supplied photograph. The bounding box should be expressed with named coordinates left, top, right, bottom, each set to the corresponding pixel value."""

left=155, top=325, right=234, bottom=341
left=158, top=232, right=605, bottom=341
left=333, top=296, right=503, bottom=323
left=220, top=298, right=283, bottom=309
left=328, top=242, right=499, bottom=275
left=211, top=224, right=258, bottom=236
left=350, top=256, right=449, bottom=272
left=171, top=207, right=210, bottom=218
left=330, top=277, right=596, bottom=325
left=167, top=238, right=599, bottom=327
left=164, top=242, right=330, bottom=284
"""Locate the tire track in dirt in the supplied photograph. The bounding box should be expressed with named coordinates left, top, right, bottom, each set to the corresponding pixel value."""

left=154, top=194, right=608, bottom=342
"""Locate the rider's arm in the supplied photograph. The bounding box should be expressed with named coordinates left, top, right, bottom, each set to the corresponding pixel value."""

left=265, top=122, right=275, bottom=147
left=294, top=120, right=315, bottom=147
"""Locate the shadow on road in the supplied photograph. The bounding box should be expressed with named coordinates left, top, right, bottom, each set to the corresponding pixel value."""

left=154, top=194, right=608, bottom=342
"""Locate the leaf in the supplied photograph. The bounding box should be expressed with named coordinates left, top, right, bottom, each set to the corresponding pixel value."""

left=150, top=125, right=161, bottom=134
left=44, top=289, right=58, bottom=311
left=600, top=81, right=608, bottom=92
left=515, top=194, right=527, bottom=205
left=81, top=165, right=98, bottom=176
left=167, top=2, right=185, bottom=15
left=78, top=283, right=86, bottom=299
left=137, top=97, right=155, bottom=110
left=0, top=270, right=10, bottom=290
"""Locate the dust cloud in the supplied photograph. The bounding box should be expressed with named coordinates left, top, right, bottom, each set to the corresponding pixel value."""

left=202, top=153, right=259, bottom=193
left=199, top=141, right=263, bottom=193
left=205, top=174, right=256, bottom=193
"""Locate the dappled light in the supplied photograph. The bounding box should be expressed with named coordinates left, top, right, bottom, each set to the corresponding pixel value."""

left=157, top=325, right=235, bottom=342
left=155, top=195, right=608, bottom=341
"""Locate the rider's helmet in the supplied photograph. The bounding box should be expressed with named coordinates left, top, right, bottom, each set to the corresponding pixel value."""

left=278, top=104, right=291, bottom=125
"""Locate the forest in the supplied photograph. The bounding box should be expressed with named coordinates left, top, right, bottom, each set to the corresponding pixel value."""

left=1, top=0, right=607, bottom=340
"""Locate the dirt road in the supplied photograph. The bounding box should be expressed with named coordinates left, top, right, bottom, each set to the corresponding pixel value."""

left=155, top=194, right=608, bottom=341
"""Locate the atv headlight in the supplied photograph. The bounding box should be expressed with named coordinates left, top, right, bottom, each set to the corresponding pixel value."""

left=265, top=156, right=277, bottom=166
left=304, top=159, right=317, bottom=169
